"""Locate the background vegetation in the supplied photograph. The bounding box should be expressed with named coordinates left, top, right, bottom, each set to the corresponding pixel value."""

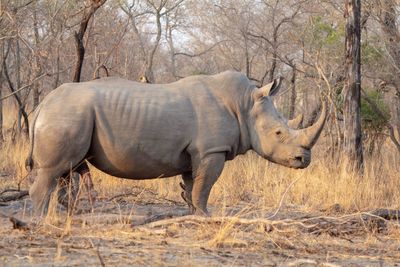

left=1, top=1, right=400, bottom=265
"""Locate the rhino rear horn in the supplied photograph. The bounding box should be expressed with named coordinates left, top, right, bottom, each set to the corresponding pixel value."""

left=288, top=114, right=303, bottom=129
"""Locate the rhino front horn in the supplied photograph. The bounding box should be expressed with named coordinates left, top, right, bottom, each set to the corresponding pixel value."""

left=298, top=100, right=327, bottom=149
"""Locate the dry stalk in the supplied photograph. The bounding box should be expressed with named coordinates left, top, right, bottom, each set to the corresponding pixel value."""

left=267, top=175, right=303, bottom=219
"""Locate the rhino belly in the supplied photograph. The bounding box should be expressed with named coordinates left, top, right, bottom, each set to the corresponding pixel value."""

left=87, top=128, right=192, bottom=179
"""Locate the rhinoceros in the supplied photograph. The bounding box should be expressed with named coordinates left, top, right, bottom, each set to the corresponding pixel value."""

left=26, top=71, right=326, bottom=216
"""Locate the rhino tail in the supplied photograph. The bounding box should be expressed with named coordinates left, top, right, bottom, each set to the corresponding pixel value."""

left=25, top=104, right=42, bottom=172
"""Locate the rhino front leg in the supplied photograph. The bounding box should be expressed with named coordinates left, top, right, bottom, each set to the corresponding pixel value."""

left=191, top=153, right=225, bottom=216
left=180, top=172, right=195, bottom=214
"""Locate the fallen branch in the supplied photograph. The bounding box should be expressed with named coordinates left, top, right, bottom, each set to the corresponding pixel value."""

left=108, top=187, right=185, bottom=206
left=0, top=190, right=29, bottom=202
left=369, top=209, right=400, bottom=220
left=138, top=215, right=288, bottom=229
left=108, top=192, right=140, bottom=202
left=137, top=211, right=391, bottom=236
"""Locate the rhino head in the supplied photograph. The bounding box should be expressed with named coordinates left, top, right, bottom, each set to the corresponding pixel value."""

left=247, top=78, right=327, bottom=169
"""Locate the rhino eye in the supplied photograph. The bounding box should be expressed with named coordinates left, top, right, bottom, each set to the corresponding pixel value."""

left=275, top=130, right=282, bottom=136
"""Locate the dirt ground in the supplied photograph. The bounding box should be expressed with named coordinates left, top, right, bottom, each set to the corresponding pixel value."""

left=1, top=187, right=400, bottom=267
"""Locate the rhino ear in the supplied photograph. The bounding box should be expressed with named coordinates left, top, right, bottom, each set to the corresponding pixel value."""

left=256, top=77, right=282, bottom=98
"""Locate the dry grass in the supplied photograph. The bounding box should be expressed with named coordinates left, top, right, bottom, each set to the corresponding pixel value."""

left=1, top=131, right=400, bottom=214
left=1, top=129, right=400, bottom=265
left=87, top=141, right=400, bottom=214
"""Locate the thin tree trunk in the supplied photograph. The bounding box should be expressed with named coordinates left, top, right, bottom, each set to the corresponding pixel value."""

left=166, top=16, right=178, bottom=80
left=289, top=63, right=296, bottom=119
left=32, top=4, right=41, bottom=108
left=54, top=43, right=61, bottom=89
left=0, top=41, right=4, bottom=142
left=2, top=41, right=29, bottom=137
left=145, top=11, right=162, bottom=83
left=73, top=0, right=106, bottom=82
left=343, top=0, right=363, bottom=173
left=0, top=73, right=3, bottom=142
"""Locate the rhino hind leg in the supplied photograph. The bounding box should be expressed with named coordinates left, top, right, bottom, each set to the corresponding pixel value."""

left=180, top=172, right=195, bottom=214
left=29, top=114, right=94, bottom=217
left=29, top=167, right=66, bottom=217
left=191, top=153, right=225, bottom=216
left=57, top=162, right=97, bottom=213
left=57, top=173, right=79, bottom=209
left=76, top=162, right=97, bottom=212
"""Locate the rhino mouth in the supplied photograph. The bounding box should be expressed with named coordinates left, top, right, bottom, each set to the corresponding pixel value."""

left=289, top=152, right=311, bottom=169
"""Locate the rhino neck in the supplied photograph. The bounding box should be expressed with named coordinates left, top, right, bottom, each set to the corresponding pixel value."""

left=233, top=89, right=254, bottom=155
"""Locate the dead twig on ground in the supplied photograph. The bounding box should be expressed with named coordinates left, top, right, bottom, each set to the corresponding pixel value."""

left=0, top=190, right=29, bottom=202
left=9, top=217, right=30, bottom=230
left=108, top=186, right=185, bottom=206
left=108, top=192, right=140, bottom=201
left=88, top=239, right=105, bottom=267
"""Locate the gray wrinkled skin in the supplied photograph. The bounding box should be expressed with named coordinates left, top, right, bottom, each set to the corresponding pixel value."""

left=27, top=71, right=326, bottom=217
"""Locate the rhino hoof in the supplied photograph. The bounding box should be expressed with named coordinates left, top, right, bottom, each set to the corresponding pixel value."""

left=193, top=209, right=209, bottom=217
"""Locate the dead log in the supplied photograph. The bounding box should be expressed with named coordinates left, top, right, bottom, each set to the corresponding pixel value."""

left=369, top=209, right=400, bottom=220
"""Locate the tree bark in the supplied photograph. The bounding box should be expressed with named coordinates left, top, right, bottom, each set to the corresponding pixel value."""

left=145, top=11, right=162, bottom=83
left=343, top=0, right=363, bottom=173
left=32, top=4, right=41, bottom=108
left=2, top=41, right=29, bottom=137
left=0, top=41, right=4, bottom=142
left=289, top=63, right=296, bottom=119
left=0, top=72, right=3, bottom=143
left=73, top=0, right=106, bottom=83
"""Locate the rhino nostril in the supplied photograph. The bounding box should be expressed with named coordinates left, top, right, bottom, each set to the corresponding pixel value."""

left=294, top=156, right=303, bottom=162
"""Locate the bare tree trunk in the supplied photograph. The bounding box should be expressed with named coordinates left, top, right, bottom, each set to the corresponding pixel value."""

left=145, top=11, right=162, bottom=83
left=54, top=43, right=61, bottom=89
left=2, top=41, right=29, bottom=137
left=0, top=41, right=4, bottom=142
left=289, top=63, right=296, bottom=119
left=165, top=15, right=178, bottom=80
left=343, top=0, right=363, bottom=173
left=73, top=0, right=106, bottom=82
left=0, top=73, right=3, bottom=142
left=32, top=4, right=41, bottom=108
